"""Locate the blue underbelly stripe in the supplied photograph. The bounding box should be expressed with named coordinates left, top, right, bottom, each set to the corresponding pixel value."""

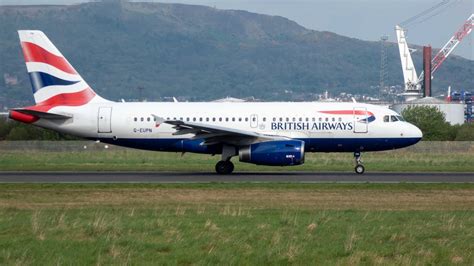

left=94, top=137, right=422, bottom=153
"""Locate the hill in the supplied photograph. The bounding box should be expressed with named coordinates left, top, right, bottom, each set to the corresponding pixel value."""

left=0, top=1, right=472, bottom=106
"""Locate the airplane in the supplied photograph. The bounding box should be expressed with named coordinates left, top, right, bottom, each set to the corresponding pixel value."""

left=8, top=30, right=423, bottom=174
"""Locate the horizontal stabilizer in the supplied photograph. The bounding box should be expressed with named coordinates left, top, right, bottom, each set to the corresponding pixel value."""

left=11, top=108, right=72, bottom=120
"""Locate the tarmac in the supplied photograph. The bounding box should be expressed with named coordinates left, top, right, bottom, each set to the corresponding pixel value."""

left=0, top=171, right=472, bottom=183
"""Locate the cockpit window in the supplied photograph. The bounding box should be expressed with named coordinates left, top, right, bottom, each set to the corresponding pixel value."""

left=390, top=115, right=398, bottom=122
left=396, top=115, right=405, bottom=122
left=383, top=115, right=389, bottom=122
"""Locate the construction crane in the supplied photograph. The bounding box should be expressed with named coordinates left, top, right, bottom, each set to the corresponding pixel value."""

left=396, top=13, right=473, bottom=101
left=395, top=25, right=421, bottom=100
left=418, top=13, right=473, bottom=82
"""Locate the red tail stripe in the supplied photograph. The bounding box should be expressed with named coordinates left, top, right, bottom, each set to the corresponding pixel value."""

left=26, top=88, right=96, bottom=112
left=319, top=110, right=375, bottom=116
left=21, top=42, right=77, bottom=75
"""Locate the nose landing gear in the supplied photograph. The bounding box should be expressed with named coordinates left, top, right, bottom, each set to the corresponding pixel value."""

left=354, top=152, right=365, bottom=174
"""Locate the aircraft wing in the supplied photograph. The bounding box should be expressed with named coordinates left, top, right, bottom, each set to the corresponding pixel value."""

left=152, top=115, right=287, bottom=145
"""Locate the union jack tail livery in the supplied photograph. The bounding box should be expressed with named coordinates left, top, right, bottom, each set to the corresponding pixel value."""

left=18, top=30, right=106, bottom=109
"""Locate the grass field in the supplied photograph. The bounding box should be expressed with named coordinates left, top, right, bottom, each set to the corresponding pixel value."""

left=0, top=183, right=473, bottom=264
left=0, top=141, right=473, bottom=172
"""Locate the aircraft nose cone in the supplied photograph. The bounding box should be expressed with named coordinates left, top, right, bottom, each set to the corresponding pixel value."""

left=408, top=123, right=423, bottom=140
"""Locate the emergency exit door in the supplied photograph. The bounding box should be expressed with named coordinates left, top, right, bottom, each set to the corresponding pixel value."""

left=98, top=107, right=112, bottom=133
left=250, top=114, right=258, bottom=128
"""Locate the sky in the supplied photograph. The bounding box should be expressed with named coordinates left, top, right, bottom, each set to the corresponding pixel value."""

left=1, top=0, right=472, bottom=59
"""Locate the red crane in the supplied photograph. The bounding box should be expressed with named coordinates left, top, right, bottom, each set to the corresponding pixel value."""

left=418, top=13, right=473, bottom=82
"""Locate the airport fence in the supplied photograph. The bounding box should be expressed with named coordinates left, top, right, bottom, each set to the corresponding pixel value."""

left=0, top=141, right=473, bottom=153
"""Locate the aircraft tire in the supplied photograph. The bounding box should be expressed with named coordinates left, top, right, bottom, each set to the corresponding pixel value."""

left=215, top=160, right=234, bottom=175
left=355, top=164, right=365, bottom=174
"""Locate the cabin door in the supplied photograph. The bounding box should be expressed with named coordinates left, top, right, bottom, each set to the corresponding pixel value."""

left=353, top=107, right=368, bottom=133
left=98, top=107, right=112, bottom=133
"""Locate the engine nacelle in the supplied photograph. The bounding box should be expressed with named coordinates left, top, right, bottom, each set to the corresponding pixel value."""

left=239, top=140, right=305, bottom=166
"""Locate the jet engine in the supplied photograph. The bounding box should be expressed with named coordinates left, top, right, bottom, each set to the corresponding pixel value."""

left=239, top=140, right=305, bottom=166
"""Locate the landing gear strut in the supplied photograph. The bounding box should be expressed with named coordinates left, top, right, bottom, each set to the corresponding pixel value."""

left=215, top=160, right=234, bottom=175
left=354, top=152, right=365, bottom=174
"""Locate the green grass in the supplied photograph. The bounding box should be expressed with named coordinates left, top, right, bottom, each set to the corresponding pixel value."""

left=0, top=148, right=473, bottom=172
left=0, top=183, right=473, bottom=264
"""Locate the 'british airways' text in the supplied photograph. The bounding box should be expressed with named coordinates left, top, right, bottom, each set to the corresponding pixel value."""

left=270, top=122, right=354, bottom=131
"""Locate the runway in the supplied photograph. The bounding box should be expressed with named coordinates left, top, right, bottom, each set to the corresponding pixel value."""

left=0, top=171, right=472, bottom=183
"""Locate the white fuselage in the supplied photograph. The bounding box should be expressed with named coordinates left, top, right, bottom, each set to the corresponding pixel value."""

left=35, top=101, right=422, bottom=153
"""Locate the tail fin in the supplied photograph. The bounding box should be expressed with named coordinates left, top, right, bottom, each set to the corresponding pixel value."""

left=18, top=30, right=107, bottom=109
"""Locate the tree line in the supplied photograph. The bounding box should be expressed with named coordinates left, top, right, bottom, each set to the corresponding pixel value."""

left=0, top=118, right=77, bottom=140
left=402, top=106, right=474, bottom=141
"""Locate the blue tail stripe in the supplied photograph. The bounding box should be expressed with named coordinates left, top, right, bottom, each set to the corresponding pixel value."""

left=28, top=72, right=79, bottom=93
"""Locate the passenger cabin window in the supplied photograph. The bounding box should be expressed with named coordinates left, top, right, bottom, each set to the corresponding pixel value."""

left=134, top=117, right=137, bottom=122
left=245, top=118, right=249, bottom=122
left=263, top=117, right=266, bottom=122
left=147, top=117, right=150, bottom=122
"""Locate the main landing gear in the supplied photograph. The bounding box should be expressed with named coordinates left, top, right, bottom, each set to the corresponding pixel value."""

left=215, top=145, right=237, bottom=175
left=354, top=152, right=365, bottom=174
